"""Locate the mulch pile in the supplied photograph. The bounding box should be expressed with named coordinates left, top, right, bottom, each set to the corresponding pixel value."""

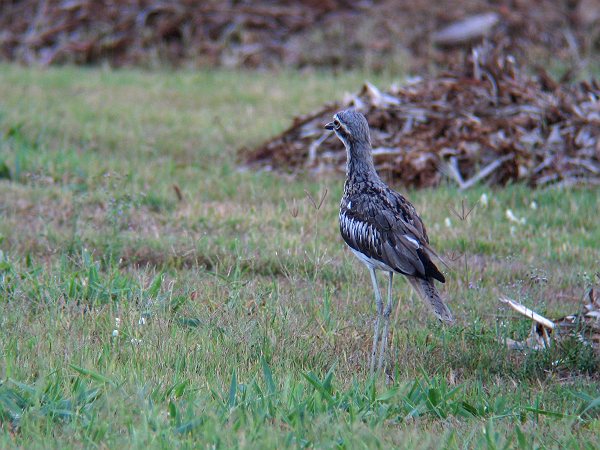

left=243, top=44, right=600, bottom=189
left=0, top=0, right=345, bottom=67
left=1, top=1, right=598, bottom=71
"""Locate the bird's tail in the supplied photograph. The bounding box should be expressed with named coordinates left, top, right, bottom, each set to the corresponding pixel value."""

left=407, top=276, right=454, bottom=324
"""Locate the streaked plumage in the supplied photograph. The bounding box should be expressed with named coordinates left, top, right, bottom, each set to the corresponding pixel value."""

left=326, top=109, right=454, bottom=374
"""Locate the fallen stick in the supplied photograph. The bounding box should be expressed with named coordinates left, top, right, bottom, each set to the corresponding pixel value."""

left=499, top=296, right=555, bottom=329
left=459, top=154, right=514, bottom=190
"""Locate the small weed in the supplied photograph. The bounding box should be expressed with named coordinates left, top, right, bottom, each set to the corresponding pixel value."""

left=303, top=188, right=329, bottom=281
left=448, top=197, right=478, bottom=289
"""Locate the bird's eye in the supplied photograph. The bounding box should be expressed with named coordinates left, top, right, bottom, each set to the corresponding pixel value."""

left=333, top=120, right=341, bottom=129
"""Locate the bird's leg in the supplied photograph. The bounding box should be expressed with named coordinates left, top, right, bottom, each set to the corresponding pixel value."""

left=368, top=267, right=383, bottom=375
left=377, top=272, right=394, bottom=373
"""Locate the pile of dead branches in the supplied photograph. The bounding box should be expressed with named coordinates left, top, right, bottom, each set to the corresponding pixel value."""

left=1, top=1, right=598, bottom=71
left=0, top=0, right=347, bottom=67
left=244, top=45, right=600, bottom=189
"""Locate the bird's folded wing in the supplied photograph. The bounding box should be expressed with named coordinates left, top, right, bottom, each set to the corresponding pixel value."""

left=369, top=209, right=427, bottom=277
left=383, top=195, right=450, bottom=270
left=401, top=219, right=450, bottom=270
left=374, top=208, right=446, bottom=282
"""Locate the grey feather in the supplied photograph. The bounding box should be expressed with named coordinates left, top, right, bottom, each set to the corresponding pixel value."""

left=407, top=276, right=454, bottom=324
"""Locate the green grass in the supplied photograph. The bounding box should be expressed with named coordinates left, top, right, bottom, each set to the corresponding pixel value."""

left=0, top=64, right=599, bottom=449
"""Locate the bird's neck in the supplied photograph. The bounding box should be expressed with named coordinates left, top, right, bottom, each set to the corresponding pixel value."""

left=345, top=142, right=379, bottom=184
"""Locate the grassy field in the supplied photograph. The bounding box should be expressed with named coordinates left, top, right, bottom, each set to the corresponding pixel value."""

left=0, top=64, right=599, bottom=449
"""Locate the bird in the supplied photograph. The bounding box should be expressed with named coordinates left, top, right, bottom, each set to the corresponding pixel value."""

left=325, top=109, right=454, bottom=375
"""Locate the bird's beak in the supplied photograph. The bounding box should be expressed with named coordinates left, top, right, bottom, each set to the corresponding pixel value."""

left=325, top=122, right=335, bottom=130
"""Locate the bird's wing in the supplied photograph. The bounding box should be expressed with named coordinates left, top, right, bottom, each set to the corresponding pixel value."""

left=340, top=191, right=445, bottom=282
left=387, top=190, right=450, bottom=272
left=373, top=205, right=446, bottom=283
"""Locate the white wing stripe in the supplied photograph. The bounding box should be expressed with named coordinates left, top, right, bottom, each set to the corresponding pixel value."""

left=404, top=235, right=420, bottom=248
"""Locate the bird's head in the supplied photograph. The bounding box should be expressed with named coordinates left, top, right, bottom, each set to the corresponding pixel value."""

left=325, top=109, right=371, bottom=149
